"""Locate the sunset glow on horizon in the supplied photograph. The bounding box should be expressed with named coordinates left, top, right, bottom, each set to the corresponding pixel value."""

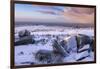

left=15, top=4, right=95, bottom=25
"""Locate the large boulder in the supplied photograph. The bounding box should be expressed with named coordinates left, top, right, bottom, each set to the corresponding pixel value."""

left=62, top=36, right=78, bottom=53
left=18, top=29, right=31, bottom=38
left=35, top=50, right=63, bottom=64
left=35, top=50, right=53, bottom=64
left=76, top=34, right=91, bottom=49
left=76, top=34, right=93, bottom=52
left=52, top=39, right=68, bottom=57
left=15, top=36, right=35, bottom=46
left=15, top=29, right=35, bottom=46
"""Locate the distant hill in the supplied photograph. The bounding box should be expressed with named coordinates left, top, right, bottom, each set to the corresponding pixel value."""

left=15, top=21, right=94, bottom=28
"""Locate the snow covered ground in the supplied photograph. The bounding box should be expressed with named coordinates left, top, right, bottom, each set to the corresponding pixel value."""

left=15, top=25, right=94, bottom=36
left=14, top=25, right=94, bottom=66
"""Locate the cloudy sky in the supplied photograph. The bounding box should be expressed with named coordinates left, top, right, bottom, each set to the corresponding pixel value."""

left=15, top=4, right=94, bottom=25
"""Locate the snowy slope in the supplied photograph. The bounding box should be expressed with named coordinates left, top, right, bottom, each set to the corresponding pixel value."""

left=14, top=25, right=94, bottom=66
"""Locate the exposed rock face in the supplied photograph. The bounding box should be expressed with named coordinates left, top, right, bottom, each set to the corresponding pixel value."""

left=18, top=29, right=31, bottom=38
left=15, top=36, right=35, bottom=46
left=64, top=36, right=77, bottom=53
left=74, top=34, right=94, bottom=54
left=52, top=34, right=93, bottom=55
left=76, top=34, right=93, bottom=52
left=60, top=40, right=68, bottom=52
left=90, top=38, right=94, bottom=51
left=35, top=50, right=53, bottom=64
left=77, top=34, right=91, bottom=48
left=35, top=50, right=63, bottom=64
left=15, top=29, right=35, bottom=46
left=52, top=39, right=68, bottom=57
